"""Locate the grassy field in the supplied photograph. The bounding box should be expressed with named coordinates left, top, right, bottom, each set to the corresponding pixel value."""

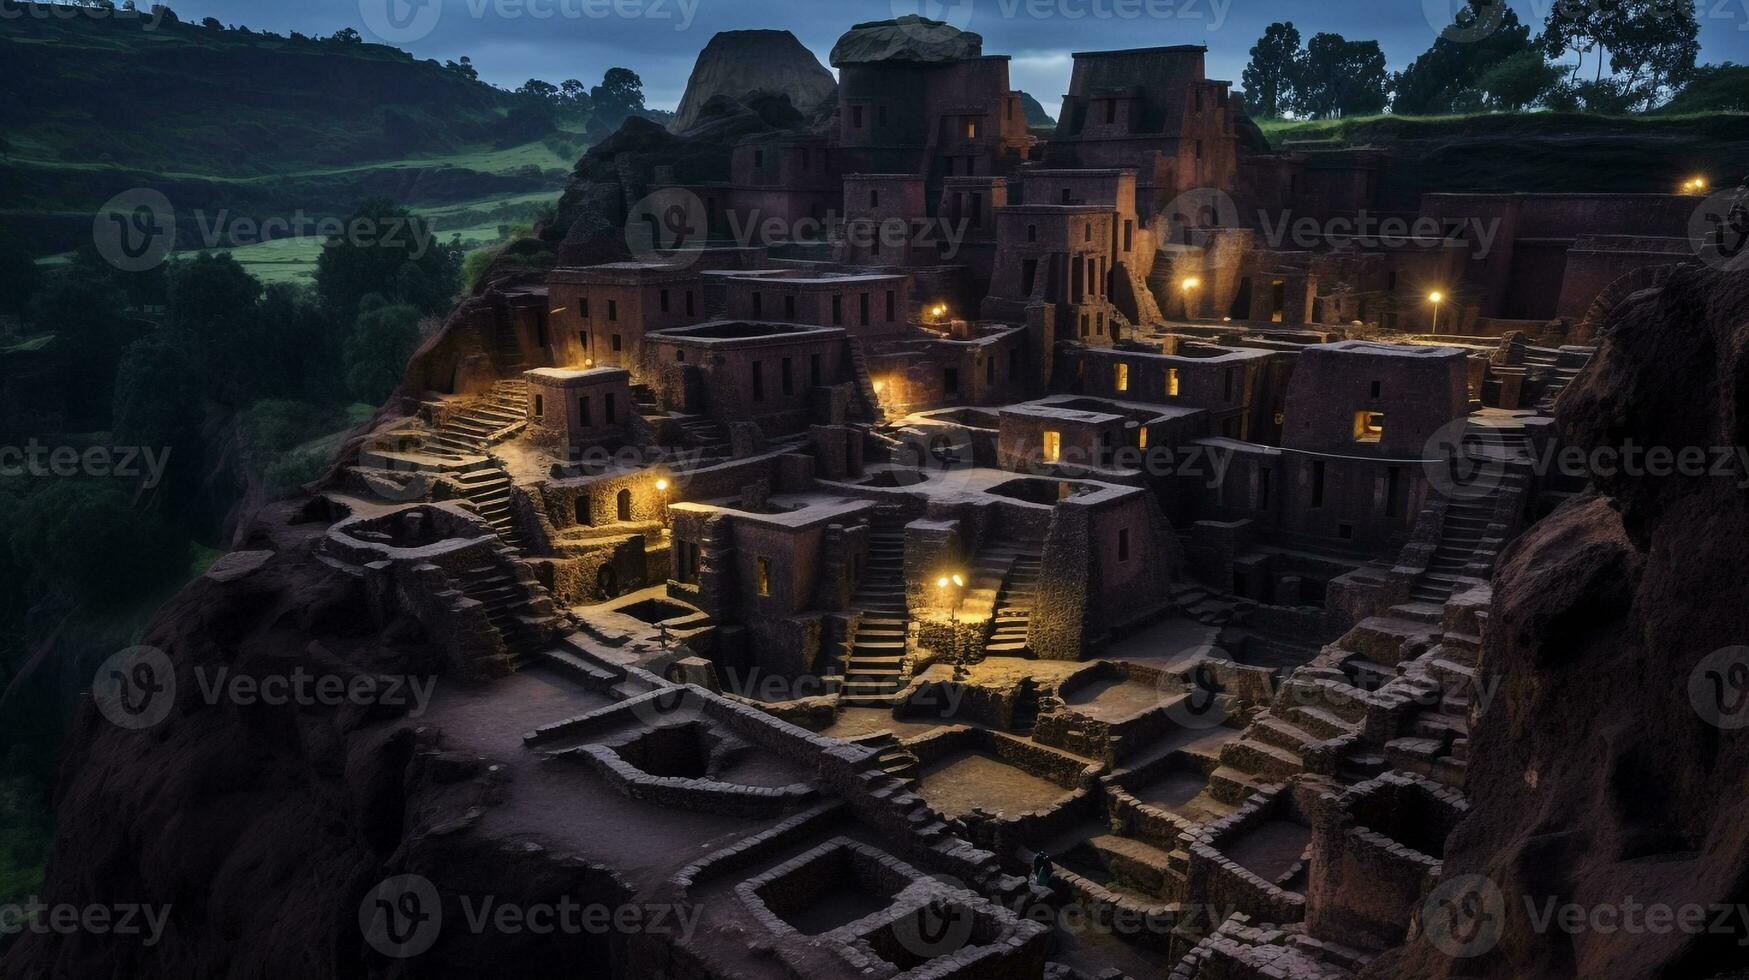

left=1250, top=110, right=1749, bottom=205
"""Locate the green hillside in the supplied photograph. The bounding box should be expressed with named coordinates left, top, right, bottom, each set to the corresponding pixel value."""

left=1258, top=111, right=1749, bottom=207
left=0, top=10, right=579, bottom=256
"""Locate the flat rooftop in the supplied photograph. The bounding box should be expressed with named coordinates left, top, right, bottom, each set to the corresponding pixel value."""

left=1312, top=340, right=1466, bottom=358
left=647, top=320, right=845, bottom=345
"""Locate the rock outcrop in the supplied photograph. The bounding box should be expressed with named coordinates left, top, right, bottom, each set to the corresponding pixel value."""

left=670, top=30, right=836, bottom=135
left=1368, top=264, right=1749, bottom=978
left=829, top=15, right=982, bottom=66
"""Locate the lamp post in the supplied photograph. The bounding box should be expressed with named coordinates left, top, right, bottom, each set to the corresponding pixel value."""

left=937, top=573, right=967, bottom=681
left=655, top=477, right=670, bottom=527
left=1180, top=276, right=1201, bottom=321
left=1428, top=291, right=1444, bottom=333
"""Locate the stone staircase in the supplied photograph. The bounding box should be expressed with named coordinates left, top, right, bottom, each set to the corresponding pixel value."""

left=427, top=380, right=528, bottom=456
left=1521, top=344, right=1593, bottom=412
left=675, top=413, right=732, bottom=460
left=840, top=517, right=911, bottom=706
left=629, top=383, right=664, bottom=424
left=455, top=560, right=562, bottom=667
left=984, top=544, right=1042, bottom=656
left=846, top=337, right=888, bottom=423
left=1170, top=582, right=1252, bottom=626
left=451, top=464, right=532, bottom=551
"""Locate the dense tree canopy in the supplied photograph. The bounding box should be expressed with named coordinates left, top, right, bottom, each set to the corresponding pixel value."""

left=1240, top=22, right=1302, bottom=118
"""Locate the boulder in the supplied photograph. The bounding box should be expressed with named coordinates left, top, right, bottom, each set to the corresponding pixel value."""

left=829, top=15, right=982, bottom=67
left=671, top=29, right=836, bottom=134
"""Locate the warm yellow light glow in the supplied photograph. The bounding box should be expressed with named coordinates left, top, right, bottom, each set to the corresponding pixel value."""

left=1428, top=291, right=1444, bottom=304
left=655, top=478, right=669, bottom=492
left=951, top=574, right=965, bottom=588
left=937, top=576, right=950, bottom=589
left=1043, top=430, right=1062, bottom=463
left=584, top=358, right=596, bottom=368
left=550, top=308, right=568, bottom=315
left=1181, top=276, right=1201, bottom=291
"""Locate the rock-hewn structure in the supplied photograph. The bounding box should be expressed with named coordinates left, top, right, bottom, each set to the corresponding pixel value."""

left=10, top=15, right=1743, bottom=980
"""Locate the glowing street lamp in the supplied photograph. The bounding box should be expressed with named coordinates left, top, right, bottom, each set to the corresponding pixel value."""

left=937, top=572, right=968, bottom=679
left=1682, top=177, right=1709, bottom=194
left=1428, top=291, right=1444, bottom=333
left=655, top=476, right=670, bottom=526
left=1180, top=276, right=1201, bottom=320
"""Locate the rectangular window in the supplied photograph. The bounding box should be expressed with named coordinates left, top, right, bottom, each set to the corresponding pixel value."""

left=810, top=353, right=821, bottom=387
left=832, top=295, right=843, bottom=326
left=781, top=357, right=793, bottom=396
left=1386, top=466, right=1404, bottom=518
left=859, top=292, right=870, bottom=326
left=605, top=393, right=617, bottom=424
left=579, top=331, right=590, bottom=351
left=1167, top=368, right=1181, bottom=397
left=1224, top=368, right=1236, bottom=400
left=1138, top=427, right=1149, bottom=449
left=1311, top=460, right=1326, bottom=508
left=1115, top=362, right=1129, bottom=392
left=1370, top=380, right=1383, bottom=399
left=1354, top=411, right=1385, bottom=443
left=660, top=288, right=670, bottom=313
left=752, top=292, right=762, bottom=318
left=852, top=105, right=863, bottom=128
left=1118, top=528, right=1130, bottom=562
left=579, top=396, right=591, bottom=425
left=685, top=291, right=695, bottom=317
left=580, top=296, right=590, bottom=319
left=985, top=356, right=995, bottom=386
left=532, top=394, right=544, bottom=419
left=607, top=299, right=618, bottom=321
left=870, top=189, right=880, bottom=208
left=611, top=334, right=623, bottom=352
left=1021, top=258, right=1038, bottom=297
left=756, top=557, right=771, bottom=596
left=1105, top=99, right=1116, bottom=124
left=536, top=314, right=549, bottom=348
left=1043, top=430, right=1061, bottom=463
left=1124, top=220, right=1134, bottom=252
left=885, top=290, right=896, bottom=322
left=678, top=540, right=700, bottom=584
left=752, top=362, right=764, bottom=402
left=944, top=366, right=959, bottom=395
left=1258, top=468, right=1271, bottom=509
left=784, top=295, right=796, bottom=321
left=1027, top=224, right=1038, bottom=243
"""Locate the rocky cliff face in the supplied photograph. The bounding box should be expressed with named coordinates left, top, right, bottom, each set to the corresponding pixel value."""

left=1369, top=264, right=1749, bottom=978
left=670, top=29, right=836, bottom=135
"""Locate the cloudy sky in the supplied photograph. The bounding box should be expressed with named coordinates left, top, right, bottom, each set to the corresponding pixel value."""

left=166, top=0, right=1749, bottom=111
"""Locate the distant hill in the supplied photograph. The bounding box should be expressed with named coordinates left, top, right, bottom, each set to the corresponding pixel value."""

left=0, top=10, right=574, bottom=255
left=1261, top=111, right=1749, bottom=207
left=1016, top=91, right=1056, bottom=127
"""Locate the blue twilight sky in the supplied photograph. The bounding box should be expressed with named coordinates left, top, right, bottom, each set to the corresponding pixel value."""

left=155, top=0, right=1749, bottom=111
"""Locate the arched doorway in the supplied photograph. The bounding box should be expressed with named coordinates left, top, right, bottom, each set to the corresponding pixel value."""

left=596, top=563, right=619, bottom=598
left=616, top=488, right=633, bottom=522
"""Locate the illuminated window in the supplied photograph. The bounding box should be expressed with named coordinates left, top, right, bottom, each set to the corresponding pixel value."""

left=1043, top=430, right=1061, bottom=463
left=1137, top=427, right=1149, bottom=449
left=1167, top=368, right=1181, bottom=397
left=1115, top=362, right=1129, bottom=392
left=756, top=557, right=772, bottom=596
left=1354, top=411, right=1385, bottom=443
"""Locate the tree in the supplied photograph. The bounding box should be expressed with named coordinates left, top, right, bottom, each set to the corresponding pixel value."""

left=1395, top=1, right=1543, bottom=115
left=517, top=79, right=560, bottom=104
left=28, top=270, right=130, bottom=428
left=200, top=15, right=220, bottom=29
left=331, top=27, right=363, bottom=45
left=1477, top=50, right=1565, bottom=110
left=165, top=252, right=264, bottom=403
left=0, top=236, right=41, bottom=316
left=591, top=68, right=646, bottom=125
left=560, top=78, right=594, bottom=119
left=343, top=299, right=422, bottom=404
left=1603, top=0, right=1699, bottom=109
left=447, top=56, right=479, bottom=82
left=1240, top=22, right=1302, bottom=118
left=1295, top=34, right=1389, bottom=119
left=8, top=482, right=186, bottom=608
left=315, top=198, right=461, bottom=322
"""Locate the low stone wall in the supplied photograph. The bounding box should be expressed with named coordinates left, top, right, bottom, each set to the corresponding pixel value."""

left=1182, top=787, right=1309, bottom=927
